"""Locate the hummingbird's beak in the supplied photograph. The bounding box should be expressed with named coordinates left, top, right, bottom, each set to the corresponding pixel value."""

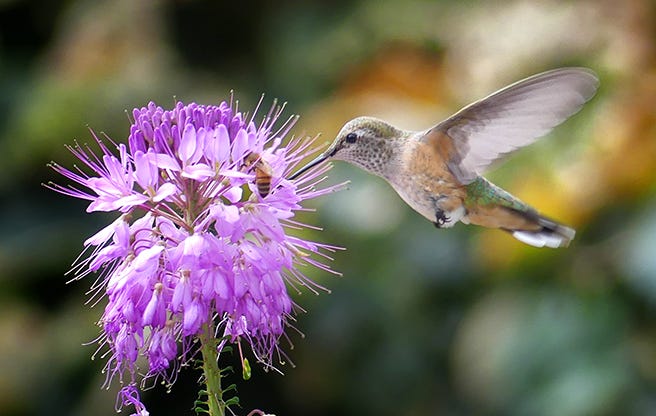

left=288, top=152, right=329, bottom=181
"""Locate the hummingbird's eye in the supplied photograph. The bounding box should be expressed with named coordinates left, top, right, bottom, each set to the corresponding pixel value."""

left=345, top=132, right=358, bottom=144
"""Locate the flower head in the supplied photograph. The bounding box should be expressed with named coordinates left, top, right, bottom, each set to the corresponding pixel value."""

left=48, top=98, right=342, bottom=413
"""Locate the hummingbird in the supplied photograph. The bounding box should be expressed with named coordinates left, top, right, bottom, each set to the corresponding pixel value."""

left=289, top=67, right=599, bottom=248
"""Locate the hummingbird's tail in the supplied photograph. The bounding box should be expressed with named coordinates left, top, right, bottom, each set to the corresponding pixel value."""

left=466, top=205, right=575, bottom=248
left=506, top=211, right=576, bottom=248
left=464, top=178, right=575, bottom=248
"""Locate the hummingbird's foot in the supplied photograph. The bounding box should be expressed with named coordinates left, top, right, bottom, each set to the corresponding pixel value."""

left=433, top=209, right=450, bottom=228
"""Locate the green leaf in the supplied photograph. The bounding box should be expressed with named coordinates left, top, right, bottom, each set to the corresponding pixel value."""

left=242, top=357, right=251, bottom=380
left=224, top=396, right=240, bottom=407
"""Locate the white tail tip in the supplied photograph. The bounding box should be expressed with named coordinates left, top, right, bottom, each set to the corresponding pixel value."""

left=512, top=228, right=575, bottom=248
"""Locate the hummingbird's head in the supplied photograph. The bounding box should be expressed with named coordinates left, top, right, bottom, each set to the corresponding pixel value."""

left=288, top=117, right=402, bottom=180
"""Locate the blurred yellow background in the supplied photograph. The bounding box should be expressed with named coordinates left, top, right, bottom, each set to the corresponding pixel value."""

left=1, top=0, right=655, bottom=415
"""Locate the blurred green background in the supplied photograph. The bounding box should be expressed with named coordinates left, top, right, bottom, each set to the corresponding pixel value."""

left=1, top=0, right=656, bottom=415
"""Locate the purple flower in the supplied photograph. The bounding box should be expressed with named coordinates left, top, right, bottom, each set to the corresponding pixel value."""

left=48, top=98, right=342, bottom=414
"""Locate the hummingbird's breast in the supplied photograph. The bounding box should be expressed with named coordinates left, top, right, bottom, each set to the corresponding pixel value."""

left=384, top=138, right=467, bottom=226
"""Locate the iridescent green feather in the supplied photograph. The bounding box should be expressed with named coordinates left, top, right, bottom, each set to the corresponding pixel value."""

left=464, top=177, right=531, bottom=212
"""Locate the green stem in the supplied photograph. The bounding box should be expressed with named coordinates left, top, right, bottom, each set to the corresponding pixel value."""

left=200, top=322, right=224, bottom=416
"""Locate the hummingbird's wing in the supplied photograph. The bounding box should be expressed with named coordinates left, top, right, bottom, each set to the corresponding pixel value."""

left=424, top=67, right=599, bottom=184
